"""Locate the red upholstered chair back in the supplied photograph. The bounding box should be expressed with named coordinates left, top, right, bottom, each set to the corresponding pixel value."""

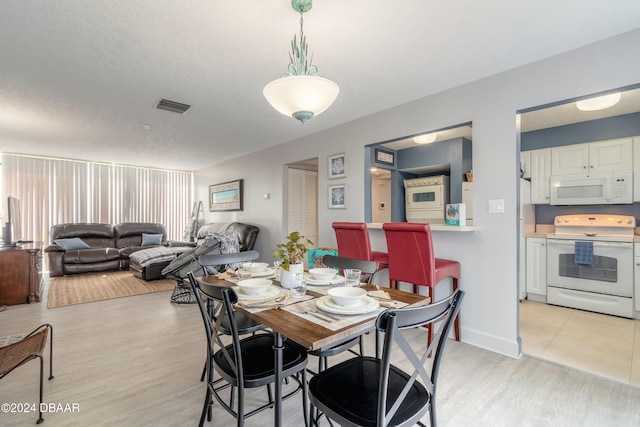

left=332, top=222, right=373, bottom=261
left=382, top=222, right=436, bottom=288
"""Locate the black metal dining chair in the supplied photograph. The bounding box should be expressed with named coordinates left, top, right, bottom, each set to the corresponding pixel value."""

left=194, top=251, right=267, bottom=382
left=189, top=272, right=309, bottom=427
left=310, top=255, right=379, bottom=370
left=308, top=289, right=464, bottom=427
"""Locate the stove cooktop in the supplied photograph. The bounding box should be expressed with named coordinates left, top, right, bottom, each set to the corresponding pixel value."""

left=551, top=214, right=636, bottom=239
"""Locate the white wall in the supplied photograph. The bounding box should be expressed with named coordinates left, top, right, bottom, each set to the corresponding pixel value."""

left=195, top=29, right=640, bottom=358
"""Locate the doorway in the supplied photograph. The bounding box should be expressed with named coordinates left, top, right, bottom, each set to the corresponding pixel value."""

left=286, top=158, right=318, bottom=266
left=517, top=85, right=640, bottom=387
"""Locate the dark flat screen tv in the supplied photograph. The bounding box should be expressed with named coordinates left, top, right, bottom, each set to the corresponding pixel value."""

left=2, top=196, right=22, bottom=247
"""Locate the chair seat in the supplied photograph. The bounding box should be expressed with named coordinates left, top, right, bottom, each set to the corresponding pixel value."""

left=309, top=357, right=430, bottom=427
left=213, top=334, right=307, bottom=388
left=434, top=257, right=460, bottom=285
left=218, top=311, right=265, bottom=336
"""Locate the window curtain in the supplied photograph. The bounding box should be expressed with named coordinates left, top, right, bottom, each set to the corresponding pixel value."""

left=1, top=153, right=193, bottom=248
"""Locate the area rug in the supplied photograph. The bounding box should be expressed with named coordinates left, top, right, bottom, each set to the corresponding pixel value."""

left=47, top=271, right=175, bottom=308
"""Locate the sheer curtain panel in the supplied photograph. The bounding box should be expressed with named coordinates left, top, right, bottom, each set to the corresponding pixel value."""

left=1, top=153, right=193, bottom=253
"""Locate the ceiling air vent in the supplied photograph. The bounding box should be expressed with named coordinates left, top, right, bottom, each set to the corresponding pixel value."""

left=155, top=98, right=191, bottom=114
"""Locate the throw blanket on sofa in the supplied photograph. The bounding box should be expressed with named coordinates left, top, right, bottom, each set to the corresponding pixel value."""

left=129, top=246, right=192, bottom=267
left=161, top=232, right=240, bottom=281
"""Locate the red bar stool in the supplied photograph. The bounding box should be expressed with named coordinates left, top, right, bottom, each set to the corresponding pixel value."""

left=382, top=222, right=461, bottom=344
left=332, top=222, right=389, bottom=272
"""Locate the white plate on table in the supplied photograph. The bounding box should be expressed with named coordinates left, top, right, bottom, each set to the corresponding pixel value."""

left=315, top=295, right=380, bottom=315
left=239, top=267, right=275, bottom=278
left=232, top=285, right=280, bottom=300
left=305, top=274, right=345, bottom=286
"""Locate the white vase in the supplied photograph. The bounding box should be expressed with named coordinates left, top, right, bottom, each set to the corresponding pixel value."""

left=280, top=263, right=304, bottom=289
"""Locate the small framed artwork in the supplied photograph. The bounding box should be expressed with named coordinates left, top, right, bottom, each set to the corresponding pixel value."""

left=328, top=152, right=346, bottom=179
left=209, top=179, right=243, bottom=211
left=328, top=184, right=346, bottom=209
left=375, top=148, right=395, bottom=166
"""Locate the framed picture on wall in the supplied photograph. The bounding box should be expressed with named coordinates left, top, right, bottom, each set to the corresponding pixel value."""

left=328, top=184, right=346, bottom=209
left=209, top=179, right=243, bottom=211
left=328, top=153, right=346, bottom=179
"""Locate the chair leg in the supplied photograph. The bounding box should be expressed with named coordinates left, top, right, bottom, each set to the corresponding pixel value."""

left=37, top=355, right=44, bottom=424
left=453, top=278, right=460, bottom=341
left=427, top=287, right=434, bottom=348
left=199, top=385, right=211, bottom=427
left=301, top=369, right=309, bottom=427
left=47, top=324, right=54, bottom=380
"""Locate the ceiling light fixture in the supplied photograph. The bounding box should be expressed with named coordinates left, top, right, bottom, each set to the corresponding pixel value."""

left=263, top=0, right=339, bottom=124
left=576, top=93, right=622, bottom=111
left=413, top=132, right=438, bottom=144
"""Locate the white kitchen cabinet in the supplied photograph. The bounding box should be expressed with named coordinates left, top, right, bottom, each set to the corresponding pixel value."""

left=526, top=237, right=547, bottom=300
left=530, top=148, right=551, bottom=204
left=551, top=138, right=632, bottom=175
left=633, top=137, right=640, bottom=202
left=520, top=151, right=531, bottom=179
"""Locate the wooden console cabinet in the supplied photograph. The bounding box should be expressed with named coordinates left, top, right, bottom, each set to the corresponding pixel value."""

left=0, top=243, right=43, bottom=305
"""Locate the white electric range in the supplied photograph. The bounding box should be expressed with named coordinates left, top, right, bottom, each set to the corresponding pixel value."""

left=546, top=214, right=635, bottom=318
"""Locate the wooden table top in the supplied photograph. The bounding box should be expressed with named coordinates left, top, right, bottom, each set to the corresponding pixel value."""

left=201, top=276, right=429, bottom=351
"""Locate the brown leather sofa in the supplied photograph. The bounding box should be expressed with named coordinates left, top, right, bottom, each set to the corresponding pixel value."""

left=45, top=222, right=167, bottom=277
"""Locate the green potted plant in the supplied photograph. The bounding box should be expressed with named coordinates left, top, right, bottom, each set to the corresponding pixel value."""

left=273, top=231, right=314, bottom=288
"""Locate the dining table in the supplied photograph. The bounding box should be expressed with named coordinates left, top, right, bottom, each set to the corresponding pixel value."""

left=201, top=274, right=430, bottom=427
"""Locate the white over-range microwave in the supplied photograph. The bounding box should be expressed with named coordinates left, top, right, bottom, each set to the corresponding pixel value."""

left=549, top=170, right=633, bottom=205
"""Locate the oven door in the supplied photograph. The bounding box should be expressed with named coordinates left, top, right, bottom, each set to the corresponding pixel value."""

left=546, top=238, right=633, bottom=297
left=405, top=184, right=444, bottom=211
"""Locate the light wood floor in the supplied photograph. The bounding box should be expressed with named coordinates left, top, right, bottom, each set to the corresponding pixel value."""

left=520, top=300, right=640, bottom=387
left=2, top=281, right=640, bottom=426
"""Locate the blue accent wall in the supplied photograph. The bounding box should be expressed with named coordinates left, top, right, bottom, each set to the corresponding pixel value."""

left=521, top=112, right=640, bottom=150
left=365, top=137, right=472, bottom=222
left=522, top=112, right=640, bottom=224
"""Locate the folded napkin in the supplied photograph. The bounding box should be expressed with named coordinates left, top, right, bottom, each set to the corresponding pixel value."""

left=367, top=290, right=399, bottom=308
left=238, top=293, right=290, bottom=309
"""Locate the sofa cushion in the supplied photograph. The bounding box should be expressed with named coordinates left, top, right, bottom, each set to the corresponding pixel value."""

left=63, top=247, right=121, bottom=264
left=49, top=223, right=116, bottom=249
left=54, top=237, right=91, bottom=251
left=114, top=222, right=167, bottom=249
left=141, top=233, right=163, bottom=247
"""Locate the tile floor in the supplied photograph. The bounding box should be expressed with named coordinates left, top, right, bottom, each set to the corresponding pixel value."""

left=519, top=300, right=640, bottom=387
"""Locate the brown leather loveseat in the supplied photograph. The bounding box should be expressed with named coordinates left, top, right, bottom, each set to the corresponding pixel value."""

left=45, top=222, right=167, bottom=277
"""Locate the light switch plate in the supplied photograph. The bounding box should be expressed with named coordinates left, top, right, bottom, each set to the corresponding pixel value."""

left=488, top=199, right=505, bottom=213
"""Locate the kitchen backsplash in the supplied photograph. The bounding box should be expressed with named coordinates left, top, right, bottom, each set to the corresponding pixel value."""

left=535, top=203, right=640, bottom=226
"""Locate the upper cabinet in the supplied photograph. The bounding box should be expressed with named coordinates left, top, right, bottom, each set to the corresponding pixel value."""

left=520, top=151, right=531, bottom=179
left=530, top=148, right=551, bottom=204
left=551, top=138, right=632, bottom=175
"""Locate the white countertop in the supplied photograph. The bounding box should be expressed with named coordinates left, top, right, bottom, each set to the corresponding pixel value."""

left=367, top=223, right=479, bottom=232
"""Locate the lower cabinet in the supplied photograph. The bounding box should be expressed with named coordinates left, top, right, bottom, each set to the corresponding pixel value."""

left=526, top=237, right=547, bottom=301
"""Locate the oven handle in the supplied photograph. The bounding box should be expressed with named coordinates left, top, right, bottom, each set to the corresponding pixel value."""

left=546, top=239, right=632, bottom=249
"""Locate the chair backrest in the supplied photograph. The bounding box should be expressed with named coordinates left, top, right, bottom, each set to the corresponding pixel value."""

left=375, top=289, right=464, bottom=426
left=332, top=222, right=374, bottom=261
left=322, top=255, right=378, bottom=284
left=198, top=249, right=260, bottom=273
left=382, top=222, right=436, bottom=287
left=188, top=272, right=246, bottom=383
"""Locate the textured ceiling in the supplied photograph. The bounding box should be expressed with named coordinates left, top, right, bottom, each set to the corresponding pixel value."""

left=1, top=1, right=639, bottom=171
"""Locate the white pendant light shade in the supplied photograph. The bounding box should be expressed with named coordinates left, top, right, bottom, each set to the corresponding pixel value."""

left=576, top=93, right=621, bottom=111
left=264, top=75, right=339, bottom=123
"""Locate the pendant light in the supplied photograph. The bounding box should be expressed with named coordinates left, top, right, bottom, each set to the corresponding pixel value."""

left=263, top=0, right=339, bottom=124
